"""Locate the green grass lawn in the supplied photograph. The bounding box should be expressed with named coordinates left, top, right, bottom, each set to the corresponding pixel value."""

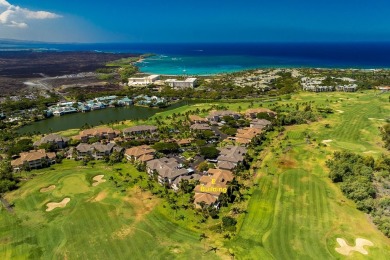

left=0, top=160, right=217, bottom=259
left=227, top=91, right=390, bottom=259
left=2, top=91, right=390, bottom=259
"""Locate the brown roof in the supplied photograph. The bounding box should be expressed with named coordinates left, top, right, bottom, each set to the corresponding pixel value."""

left=217, top=161, right=236, bottom=170
left=11, top=149, right=54, bottom=167
left=245, top=108, right=276, bottom=118
left=75, top=127, right=120, bottom=140
left=176, top=138, right=193, bottom=146
left=123, top=125, right=157, bottom=134
left=125, top=145, right=155, bottom=158
left=194, top=193, right=217, bottom=206
left=138, top=154, right=155, bottom=162
left=190, top=123, right=211, bottom=131
left=147, top=157, right=188, bottom=179
left=76, top=143, right=93, bottom=153
left=33, top=134, right=69, bottom=146
left=189, top=115, right=207, bottom=123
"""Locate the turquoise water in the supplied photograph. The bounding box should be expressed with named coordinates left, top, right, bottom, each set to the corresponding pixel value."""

left=138, top=54, right=301, bottom=75
left=3, top=42, right=390, bottom=75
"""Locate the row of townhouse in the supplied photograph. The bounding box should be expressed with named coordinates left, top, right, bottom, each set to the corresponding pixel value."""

left=11, top=149, right=56, bottom=172
left=72, top=142, right=123, bottom=160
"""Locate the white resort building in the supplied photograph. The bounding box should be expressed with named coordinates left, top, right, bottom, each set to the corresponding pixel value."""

left=165, top=78, right=197, bottom=89
left=128, top=75, right=160, bottom=86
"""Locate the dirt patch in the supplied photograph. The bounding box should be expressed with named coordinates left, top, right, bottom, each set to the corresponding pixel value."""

left=40, top=185, right=56, bottom=193
left=92, top=175, right=106, bottom=187
left=46, top=198, right=70, bottom=212
left=112, top=189, right=159, bottom=239
left=335, top=238, right=374, bottom=256
left=278, top=159, right=296, bottom=169
left=91, top=191, right=107, bottom=202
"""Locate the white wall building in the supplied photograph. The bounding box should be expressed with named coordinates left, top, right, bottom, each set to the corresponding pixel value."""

left=165, top=78, right=197, bottom=89
left=128, top=75, right=160, bottom=86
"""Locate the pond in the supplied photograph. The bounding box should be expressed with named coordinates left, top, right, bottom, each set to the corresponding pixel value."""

left=17, top=102, right=188, bottom=134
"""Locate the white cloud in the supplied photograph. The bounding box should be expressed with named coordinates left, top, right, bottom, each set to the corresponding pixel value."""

left=0, top=0, right=61, bottom=29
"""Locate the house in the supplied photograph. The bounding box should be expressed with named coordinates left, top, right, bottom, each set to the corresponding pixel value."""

left=233, top=127, right=262, bottom=145
left=75, top=142, right=117, bottom=160
left=190, top=123, right=212, bottom=131
left=11, top=149, right=56, bottom=171
left=33, top=134, right=70, bottom=149
left=74, top=127, right=120, bottom=142
left=146, top=157, right=189, bottom=186
left=165, top=78, right=197, bottom=89
left=193, top=168, right=234, bottom=208
left=194, top=193, right=218, bottom=208
left=123, top=125, right=158, bottom=139
left=128, top=75, right=160, bottom=86
left=217, top=145, right=247, bottom=166
left=125, top=145, right=155, bottom=163
left=75, top=143, right=93, bottom=159
left=217, top=161, right=236, bottom=171
left=207, top=110, right=241, bottom=122
left=171, top=174, right=201, bottom=192
left=92, top=142, right=116, bottom=160
left=176, top=138, right=193, bottom=147
left=245, top=108, right=277, bottom=119
left=188, top=115, right=208, bottom=124
left=250, top=119, right=272, bottom=129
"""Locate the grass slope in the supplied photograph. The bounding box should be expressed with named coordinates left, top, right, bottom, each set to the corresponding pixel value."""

left=0, top=161, right=215, bottom=259
left=229, top=91, right=390, bottom=259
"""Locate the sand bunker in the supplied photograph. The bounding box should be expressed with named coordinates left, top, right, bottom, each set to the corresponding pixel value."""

left=335, top=238, right=374, bottom=256
left=40, top=185, right=56, bottom=193
left=336, top=110, right=344, bottom=113
left=322, top=139, right=333, bottom=144
left=92, top=175, right=106, bottom=187
left=46, top=198, right=70, bottom=212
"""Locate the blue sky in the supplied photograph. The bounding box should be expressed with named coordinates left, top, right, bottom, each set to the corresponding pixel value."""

left=1, top=0, right=389, bottom=43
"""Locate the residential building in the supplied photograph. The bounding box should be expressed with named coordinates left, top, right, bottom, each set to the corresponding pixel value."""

left=123, top=125, right=158, bottom=139
left=75, top=142, right=117, bottom=160
left=193, top=168, right=234, bottom=208
left=146, top=157, right=189, bottom=186
left=125, top=145, right=155, bottom=163
left=33, top=134, right=70, bottom=149
left=190, top=123, right=212, bottom=131
left=74, top=127, right=120, bottom=143
left=171, top=174, right=201, bottom=192
left=165, top=78, right=197, bottom=89
left=188, top=115, right=208, bottom=124
left=245, top=108, right=277, bottom=119
left=11, top=149, right=56, bottom=171
left=217, top=145, right=247, bottom=166
left=249, top=119, right=271, bottom=129
left=207, top=110, right=241, bottom=122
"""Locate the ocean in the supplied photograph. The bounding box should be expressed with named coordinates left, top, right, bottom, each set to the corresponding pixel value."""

left=2, top=42, right=390, bottom=75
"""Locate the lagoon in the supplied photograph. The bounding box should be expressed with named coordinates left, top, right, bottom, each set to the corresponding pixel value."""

left=17, top=102, right=187, bottom=134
